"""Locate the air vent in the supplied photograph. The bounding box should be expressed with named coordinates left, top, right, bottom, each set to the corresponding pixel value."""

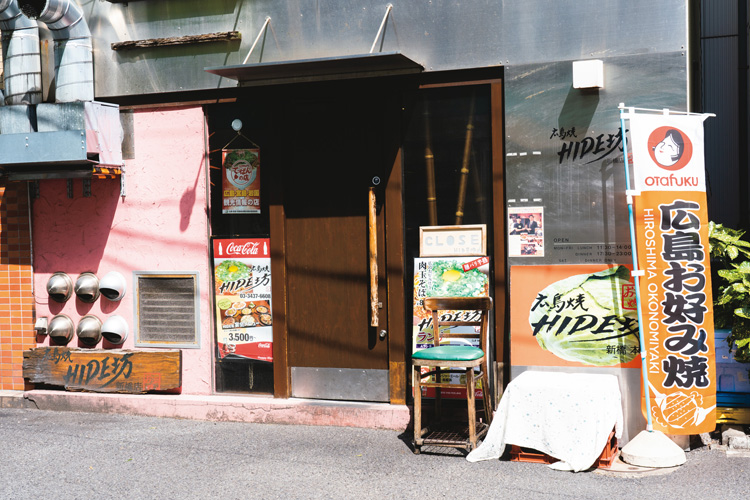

left=134, top=272, right=200, bottom=348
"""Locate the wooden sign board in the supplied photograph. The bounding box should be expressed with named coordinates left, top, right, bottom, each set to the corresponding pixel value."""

left=419, top=224, right=487, bottom=257
left=23, top=347, right=181, bottom=394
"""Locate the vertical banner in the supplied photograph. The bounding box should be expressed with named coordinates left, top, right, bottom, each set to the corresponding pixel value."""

left=213, top=238, right=272, bottom=362
left=629, top=113, right=715, bottom=434
left=222, top=149, right=261, bottom=214
left=412, top=257, right=490, bottom=399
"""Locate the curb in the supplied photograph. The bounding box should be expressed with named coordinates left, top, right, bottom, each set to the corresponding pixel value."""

left=21, top=389, right=413, bottom=430
left=0, top=391, right=36, bottom=409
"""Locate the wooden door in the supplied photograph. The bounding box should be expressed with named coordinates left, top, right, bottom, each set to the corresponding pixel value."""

left=283, top=93, right=391, bottom=402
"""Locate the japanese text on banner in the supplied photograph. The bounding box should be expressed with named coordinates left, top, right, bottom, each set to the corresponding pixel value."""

left=630, top=113, right=715, bottom=434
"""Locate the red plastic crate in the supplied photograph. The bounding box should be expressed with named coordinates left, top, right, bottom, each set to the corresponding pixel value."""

left=510, top=446, right=558, bottom=464
left=510, top=428, right=618, bottom=469
left=594, top=429, right=618, bottom=468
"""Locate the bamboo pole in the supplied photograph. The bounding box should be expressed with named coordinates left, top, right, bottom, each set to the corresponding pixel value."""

left=455, top=94, right=476, bottom=225
left=424, top=104, right=438, bottom=226
left=369, top=187, right=379, bottom=327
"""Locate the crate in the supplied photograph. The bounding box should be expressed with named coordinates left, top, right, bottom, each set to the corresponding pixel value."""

left=510, top=428, right=618, bottom=469
left=509, top=446, right=558, bottom=464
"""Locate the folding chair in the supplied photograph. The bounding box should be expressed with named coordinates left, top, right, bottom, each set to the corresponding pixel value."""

left=412, top=296, right=493, bottom=453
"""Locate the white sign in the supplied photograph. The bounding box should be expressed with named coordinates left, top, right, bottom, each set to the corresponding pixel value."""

left=419, top=225, right=486, bottom=257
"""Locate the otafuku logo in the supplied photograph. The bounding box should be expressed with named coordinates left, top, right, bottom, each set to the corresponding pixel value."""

left=647, top=126, right=693, bottom=171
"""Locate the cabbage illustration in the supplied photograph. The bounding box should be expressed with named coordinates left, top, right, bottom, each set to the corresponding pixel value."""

left=528, top=266, right=640, bottom=366
left=426, top=260, right=488, bottom=298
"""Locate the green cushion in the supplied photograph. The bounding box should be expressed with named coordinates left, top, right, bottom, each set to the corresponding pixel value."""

left=412, top=345, right=484, bottom=362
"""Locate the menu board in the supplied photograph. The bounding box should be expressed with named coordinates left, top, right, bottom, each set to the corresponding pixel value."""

left=213, top=238, right=272, bottom=361
left=413, top=256, right=490, bottom=398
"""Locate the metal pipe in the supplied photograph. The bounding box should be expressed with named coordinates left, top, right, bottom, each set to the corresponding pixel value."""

left=18, top=0, right=93, bottom=102
left=618, top=103, right=653, bottom=432
left=242, top=16, right=271, bottom=65
left=0, top=0, right=42, bottom=105
left=369, top=4, right=392, bottom=53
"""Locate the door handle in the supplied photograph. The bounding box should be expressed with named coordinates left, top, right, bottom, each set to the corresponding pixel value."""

left=369, top=187, right=378, bottom=327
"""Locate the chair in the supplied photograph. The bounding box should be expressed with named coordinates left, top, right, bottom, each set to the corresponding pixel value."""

left=412, top=296, right=493, bottom=454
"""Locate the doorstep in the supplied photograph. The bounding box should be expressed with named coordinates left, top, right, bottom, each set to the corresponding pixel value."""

left=20, top=390, right=412, bottom=431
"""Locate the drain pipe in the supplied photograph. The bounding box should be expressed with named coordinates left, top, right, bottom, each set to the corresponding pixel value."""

left=18, top=0, right=92, bottom=102
left=0, top=0, right=42, bottom=105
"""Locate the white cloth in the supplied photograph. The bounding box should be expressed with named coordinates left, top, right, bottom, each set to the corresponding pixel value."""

left=466, top=371, right=623, bottom=472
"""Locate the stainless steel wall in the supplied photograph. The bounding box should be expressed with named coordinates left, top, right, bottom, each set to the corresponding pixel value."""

left=505, top=52, right=688, bottom=266
left=83, top=0, right=689, bottom=98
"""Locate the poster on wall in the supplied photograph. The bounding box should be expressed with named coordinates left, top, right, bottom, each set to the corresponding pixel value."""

left=510, top=265, right=641, bottom=370
left=628, top=111, right=716, bottom=434
left=213, top=238, right=272, bottom=362
left=508, top=206, right=544, bottom=257
left=222, top=148, right=260, bottom=214
left=413, top=256, right=490, bottom=398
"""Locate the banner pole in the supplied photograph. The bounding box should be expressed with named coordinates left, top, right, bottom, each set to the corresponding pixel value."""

left=619, top=103, right=654, bottom=432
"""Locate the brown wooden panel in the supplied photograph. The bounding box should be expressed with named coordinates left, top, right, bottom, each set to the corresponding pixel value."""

left=386, top=147, right=407, bottom=403
left=23, top=347, right=181, bottom=393
left=270, top=173, right=290, bottom=398
left=491, top=81, right=508, bottom=387
left=284, top=95, right=389, bottom=371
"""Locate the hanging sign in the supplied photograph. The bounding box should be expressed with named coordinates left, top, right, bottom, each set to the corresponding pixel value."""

left=213, top=238, right=273, bottom=362
left=629, top=112, right=715, bottom=434
left=222, top=148, right=260, bottom=214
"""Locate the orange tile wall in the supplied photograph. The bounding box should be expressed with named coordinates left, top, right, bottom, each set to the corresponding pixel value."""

left=0, top=182, right=35, bottom=390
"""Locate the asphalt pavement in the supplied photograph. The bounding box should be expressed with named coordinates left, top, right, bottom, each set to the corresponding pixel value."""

left=0, top=407, right=747, bottom=500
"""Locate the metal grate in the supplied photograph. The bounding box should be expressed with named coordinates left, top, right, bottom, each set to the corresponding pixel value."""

left=134, top=272, right=200, bottom=348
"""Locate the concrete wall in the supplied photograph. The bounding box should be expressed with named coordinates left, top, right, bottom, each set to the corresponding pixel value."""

left=31, top=106, right=212, bottom=395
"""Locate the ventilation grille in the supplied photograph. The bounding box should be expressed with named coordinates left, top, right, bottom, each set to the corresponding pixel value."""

left=135, top=272, right=200, bottom=348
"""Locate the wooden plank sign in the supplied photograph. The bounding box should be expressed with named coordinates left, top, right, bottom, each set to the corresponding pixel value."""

left=23, top=347, right=181, bottom=394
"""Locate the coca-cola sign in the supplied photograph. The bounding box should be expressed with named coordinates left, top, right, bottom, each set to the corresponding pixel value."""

left=214, top=238, right=269, bottom=258
left=227, top=241, right=260, bottom=256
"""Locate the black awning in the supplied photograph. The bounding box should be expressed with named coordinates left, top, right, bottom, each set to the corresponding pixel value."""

left=205, top=52, right=423, bottom=86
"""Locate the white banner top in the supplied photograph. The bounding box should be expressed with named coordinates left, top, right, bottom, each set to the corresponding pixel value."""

left=628, top=113, right=709, bottom=192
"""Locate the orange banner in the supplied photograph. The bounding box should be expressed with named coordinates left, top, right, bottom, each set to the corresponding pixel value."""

left=632, top=191, right=715, bottom=433
left=629, top=112, right=715, bottom=434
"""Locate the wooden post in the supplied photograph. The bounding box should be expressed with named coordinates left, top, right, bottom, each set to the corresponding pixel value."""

left=369, top=187, right=379, bottom=327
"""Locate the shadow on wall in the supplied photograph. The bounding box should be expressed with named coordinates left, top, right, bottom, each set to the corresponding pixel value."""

left=179, top=156, right=205, bottom=232
left=559, top=84, right=600, bottom=138
left=31, top=177, right=120, bottom=275
left=0, top=182, right=32, bottom=266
